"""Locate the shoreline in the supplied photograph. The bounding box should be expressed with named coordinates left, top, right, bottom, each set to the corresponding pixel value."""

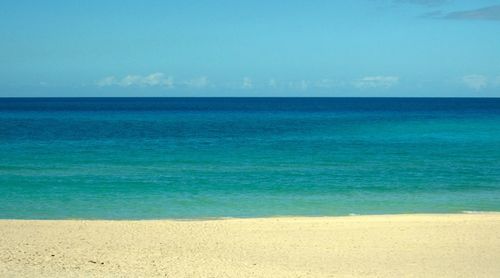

left=2, top=213, right=500, bottom=277
left=2, top=211, right=500, bottom=221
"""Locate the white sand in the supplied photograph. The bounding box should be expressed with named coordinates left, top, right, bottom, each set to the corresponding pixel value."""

left=1, top=213, right=500, bottom=277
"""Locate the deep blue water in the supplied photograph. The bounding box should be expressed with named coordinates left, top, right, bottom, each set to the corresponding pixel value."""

left=0, top=98, right=499, bottom=219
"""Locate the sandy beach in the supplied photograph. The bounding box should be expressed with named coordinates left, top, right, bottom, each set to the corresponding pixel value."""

left=1, top=213, right=499, bottom=277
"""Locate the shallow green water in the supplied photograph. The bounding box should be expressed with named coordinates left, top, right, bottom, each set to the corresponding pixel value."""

left=1, top=98, right=499, bottom=219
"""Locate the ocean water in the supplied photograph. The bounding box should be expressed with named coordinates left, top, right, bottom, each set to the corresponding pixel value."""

left=0, top=98, right=499, bottom=219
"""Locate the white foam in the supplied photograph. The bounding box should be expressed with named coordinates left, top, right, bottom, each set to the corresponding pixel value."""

left=462, top=211, right=497, bottom=214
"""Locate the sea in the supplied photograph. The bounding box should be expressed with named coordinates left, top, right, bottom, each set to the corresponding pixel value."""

left=0, top=98, right=499, bottom=219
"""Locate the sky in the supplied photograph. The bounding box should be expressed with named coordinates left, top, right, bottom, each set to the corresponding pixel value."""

left=0, top=0, right=499, bottom=97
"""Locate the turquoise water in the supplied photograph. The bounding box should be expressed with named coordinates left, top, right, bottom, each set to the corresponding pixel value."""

left=0, top=98, right=499, bottom=219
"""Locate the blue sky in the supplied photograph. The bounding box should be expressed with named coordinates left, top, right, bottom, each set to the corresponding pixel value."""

left=0, top=0, right=499, bottom=97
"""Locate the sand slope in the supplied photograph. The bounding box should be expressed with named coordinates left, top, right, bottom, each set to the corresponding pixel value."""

left=1, top=214, right=500, bottom=277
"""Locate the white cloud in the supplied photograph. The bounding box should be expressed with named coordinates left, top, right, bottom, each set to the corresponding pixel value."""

left=142, top=73, right=173, bottom=87
left=97, top=73, right=174, bottom=88
left=184, top=76, right=209, bottom=89
left=299, top=80, right=308, bottom=90
left=288, top=80, right=308, bottom=90
left=96, top=76, right=117, bottom=87
left=119, top=75, right=142, bottom=86
left=242, top=77, right=253, bottom=89
left=462, top=74, right=488, bottom=90
left=353, top=76, right=399, bottom=89
left=314, top=78, right=338, bottom=89
left=268, top=78, right=278, bottom=88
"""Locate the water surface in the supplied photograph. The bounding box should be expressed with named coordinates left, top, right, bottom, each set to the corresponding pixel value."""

left=1, top=98, right=499, bottom=219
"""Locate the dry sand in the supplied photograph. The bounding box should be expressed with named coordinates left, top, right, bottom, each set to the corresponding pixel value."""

left=1, top=214, right=499, bottom=277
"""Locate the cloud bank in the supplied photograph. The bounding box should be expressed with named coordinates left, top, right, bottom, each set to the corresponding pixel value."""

left=462, top=74, right=488, bottom=90
left=424, top=5, right=500, bottom=21
left=97, top=73, right=174, bottom=88
left=183, top=76, right=209, bottom=89
left=444, top=5, right=500, bottom=21
left=242, top=77, right=253, bottom=89
left=395, top=0, right=448, bottom=7
left=96, top=74, right=405, bottom=91
left=94, top=73, right=500, bottom=93
left=353, top=76, right=400, bottom=89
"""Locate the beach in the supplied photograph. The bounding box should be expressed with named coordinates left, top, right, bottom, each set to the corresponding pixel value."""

left=1, top=213, right=499, bottom=277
